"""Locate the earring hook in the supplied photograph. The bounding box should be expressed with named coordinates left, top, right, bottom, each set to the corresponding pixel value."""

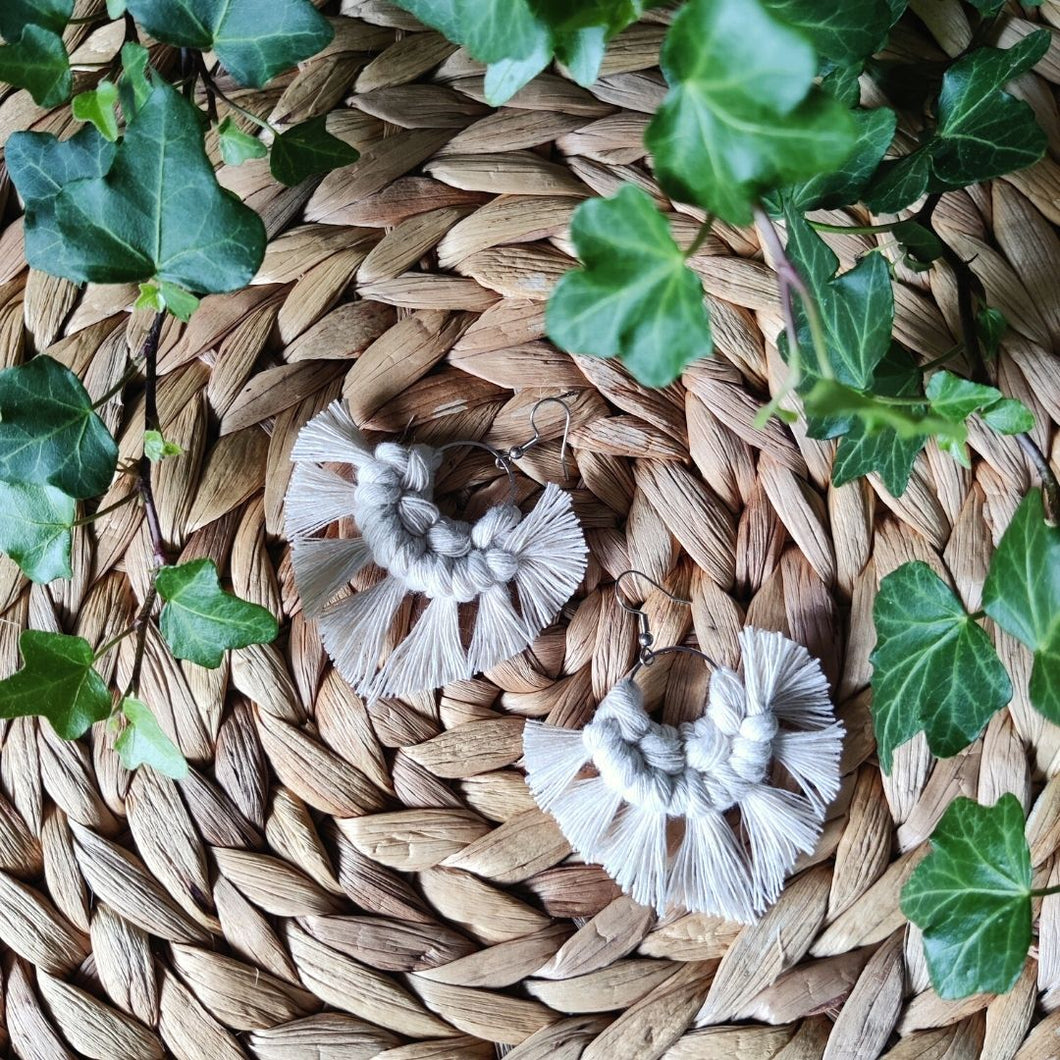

left=506, top=396, right=573, bottom=481
left=614, top=570, right=716, bottom=673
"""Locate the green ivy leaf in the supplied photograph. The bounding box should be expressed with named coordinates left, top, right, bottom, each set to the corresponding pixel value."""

left=123, top=0, right=333, bottom=87
left=645, top=0, right=856, bottom=225
left=866, top=33, right=1049, bottom=212
left=891, top=220, right=944, bottom=270
left=783, top=208, right=893, bottom=388
left=546, top=184, right=712, bottom=387
left=143, top=429, right=182, bottom=461
left=0, top=481, right=74, bottom=583
left=778, top=106, right=897, bottom=212
left=0, top=24, right=71, bottom=107
left=871, top=561, right=1012, bottom=772
left=118, top=41, right=151, bottom=117
left=72, top=80, right=120, bottom=142
left=0, top=355, right=118, bottom=499
left=136, top=281, right=200, bottom=323
left=902, top=794, right=1032, bottom=999
left=106, top=0, right=127, bottom=17
left=0, top=630, right=111, bottom=739
left=761, top=0, right=894, bottom=62
left=156, top=558, right=279, bottom=668
left=269, top=116, right=361, bottom=186
left=977, top=305, right=1007, bottom=359
left=7, top=124, right=117, bottom=279
left=925, top=371, right=1035, bottom=459
left=29, top=81, right=266, bottom=293
left=115, top=696, right=188, bottom=778
left=0, top=0, right=72, bottom=38
left=217, top=115, right=267, bottom=166
left=831, top=345, right=926, bottom=496
left=983, top=490, right=1060, bottom=719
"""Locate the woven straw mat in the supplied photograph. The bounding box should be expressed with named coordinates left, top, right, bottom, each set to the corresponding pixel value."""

left=2, top=3, right=1060, bottom=1058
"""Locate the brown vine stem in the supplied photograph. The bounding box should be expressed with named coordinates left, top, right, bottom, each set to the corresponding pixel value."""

left=124, top=310, right=168, bottom=698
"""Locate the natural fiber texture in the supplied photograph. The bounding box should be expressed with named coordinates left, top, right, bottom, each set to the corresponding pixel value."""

left=0, top=2, right=1059, bottom=1058
left=524, top=628, right=842, bottom=922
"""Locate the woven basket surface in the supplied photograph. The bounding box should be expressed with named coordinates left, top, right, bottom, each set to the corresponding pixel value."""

left=2, top=2, right=1060, bottom=1057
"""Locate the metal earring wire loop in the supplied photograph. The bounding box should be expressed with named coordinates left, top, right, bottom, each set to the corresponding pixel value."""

left=436, top=439, right=519, bottom=503
left=614, top=569, right=716, bottom=672
left=505, top=396, right=573, bottom=481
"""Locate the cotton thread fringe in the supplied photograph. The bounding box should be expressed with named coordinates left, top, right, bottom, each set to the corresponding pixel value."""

left=523, top=628, right=843, bottom=923
left=286, top=400, right=589, bottom=699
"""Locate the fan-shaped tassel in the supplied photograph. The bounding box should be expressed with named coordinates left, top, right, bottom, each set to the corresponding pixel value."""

left=285, top=463, right=359, bottom=537
left=506, top=483, right=587, bottom=631
left=467, top=584, right=533, bottom=674
left=669, top=809, right=756, bottom=923
left=772, top=725, right=844, bottom=811
left=522, top=721, right=592, bottom=810
left=546, top=775, right=624, bottom=855
left=292, top=401, right=374, bottom=466
left=319, top=576, right=406, bottom=695
left=371, top=594, right=466, bottom=698
left=291, top=536, right=372, bottom=617
left=742, top=628, right=833, bottom=727
left=738, top=784, right=822, bottom=904
left=600, top=804, right=670, bottom=913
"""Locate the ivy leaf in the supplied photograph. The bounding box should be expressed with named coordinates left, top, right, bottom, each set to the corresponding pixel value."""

left=137, top=281, right=200, bottom=322
left=0, top=355, right=118, bottom=499
left=0, top=481, right=74, bottom=583
left=778, top=107, right=897, bottom=212
left=123, top=0, right=333, bottom=87
left=0, top=0, right=72, bottom=38
left=831, top=345, right=926, bottom=496
left=783, top=208, right=893, bottom=387
left=761, top=0, right=894, bottom=62
left=546, top=184, right=712, bottom=387
left=867, top=33, right=1049, bottom=212
left=32, top=81, right=266, bottom=293
left=143, top=430, right=182, bottom=461
left=118, top=41, right=151, bottom=117
left=106, top=0, right=127, bottom=17
left=0, top=630, right=110, bottom=739
left=0, top=24, right=71, bottom=107
left=902, top=794, right=1032, bottom=999
left=115, top=696, right=188, bottom=778
left=983, top=490, right=1060, bottom=719
left=72, top=80, right=120, bottom=142
left=871, top=561, right=1012, bottom=773
left=157, top=558, right=279, bottom=668
left=645, top=0, right=856, bottom=225
left=269, top=116, right=361, bottom=186
left=977, top=306, right=1007, bottom=360
left=925, top=371, right=1034, bottom=465
left=217, top=116, right=267, bottom=166
left=891, top=220, right=944, bottom=270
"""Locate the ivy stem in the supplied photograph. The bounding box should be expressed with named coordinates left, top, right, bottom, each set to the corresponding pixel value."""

left=71, top=493, right=136, bottom=527
left=196, top=57, right=275, bottom=134
left=809, top=219, right=906, bottom=235
left=138, top=311, right=168, bottom=570
left=1032, top=885, right=1060, bottom=897
left=93, top=626, right=135, bottom=661
left=684, top=215, right=715, bottom=259
left=92, top=356, right=144, bottom=409
left=753, top=204, right=834, bottom=381
left=123, top=586, right=157, bottom=698
left=1017, top=434, right=1060, bottom=526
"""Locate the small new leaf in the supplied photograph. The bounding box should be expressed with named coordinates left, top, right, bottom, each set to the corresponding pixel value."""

left=269, top=116, right=361, bottom=186
left=646, top=0, right=856, bottom=224
left=156, top=558, right=279, bottom=668
left=72, top=80, right=119, bottom=142
left=217, top=116, right=267, bottom=166
left=867, top=33, right=1049, bottom=212
left=0, top=355, right=118, bottom=499
left=871, top=561, right=1012, bottom=772
left=124, top=0, right=333, bottom=87
left=27, top=82, right=267, bottom=293
left=0, top=630, right=111, bottom=739
left=547, top=184, right=712, bottom=387
left=143, top=430, right=182, bottom=462
left=983, top=490, right=1060, bottom=720
left=115, top=696, right=188, bottom=778
left=0, top=24, right=71, bottom=107
left=0, top=481, right=74, bottom=583
left=118, top=42, right=151, bottom=116
left=926, top=371, right=1034, bottom=463
left=902, top=794, right=1032, bottom=999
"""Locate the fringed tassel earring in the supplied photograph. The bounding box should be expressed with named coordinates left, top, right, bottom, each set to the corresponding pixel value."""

left=285, top=397, right=588, bottom=700
left=523, top=571, right=844, bottom=923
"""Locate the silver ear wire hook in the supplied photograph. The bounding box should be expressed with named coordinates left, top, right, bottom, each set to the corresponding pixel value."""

left=614, top=570, right=716, bottom=674
left=505, top=396, right=573, bottom=481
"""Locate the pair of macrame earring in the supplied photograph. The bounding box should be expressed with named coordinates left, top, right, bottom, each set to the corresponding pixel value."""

left=285, top=398, right=588, bottom=700
left=523, top=573, right=844, bottom=924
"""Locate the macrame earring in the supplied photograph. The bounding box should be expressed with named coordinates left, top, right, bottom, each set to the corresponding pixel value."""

left=285, top=397, right=588, bottom=700
left=523, top=572, right=844, bottom=923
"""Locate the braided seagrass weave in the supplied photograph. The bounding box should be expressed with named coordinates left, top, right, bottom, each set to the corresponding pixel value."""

left=0, top=2, right=1059, bottom=1058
